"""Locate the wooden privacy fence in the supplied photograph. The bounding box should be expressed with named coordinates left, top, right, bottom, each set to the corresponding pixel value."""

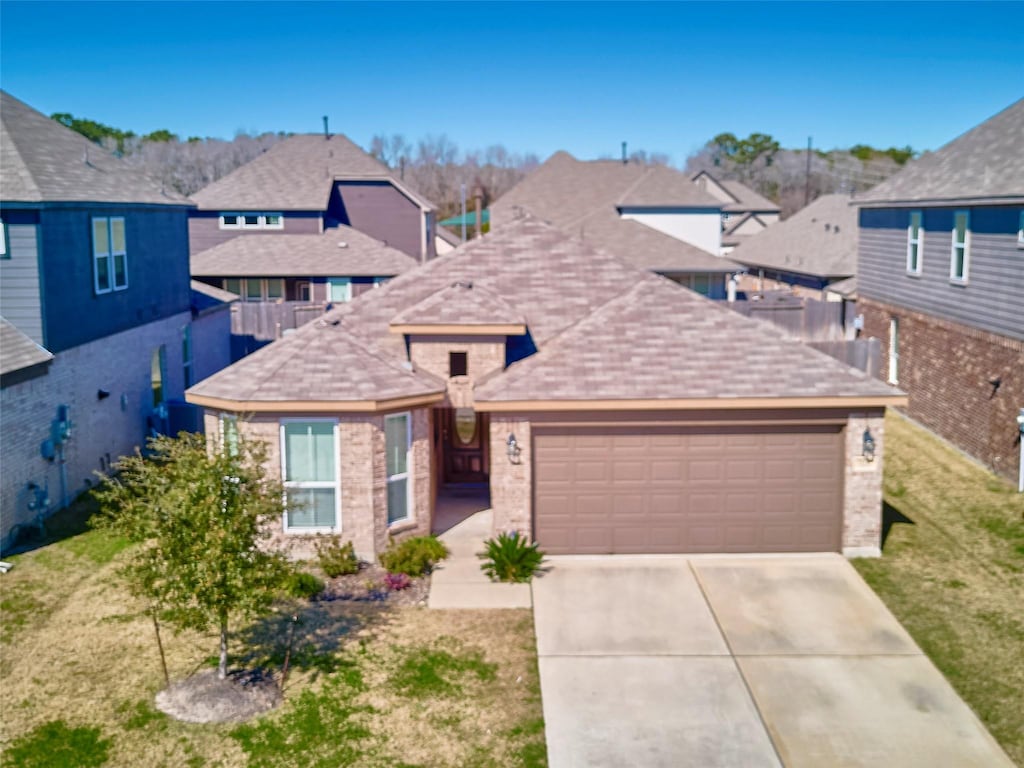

left=808, top=338, right=881, bottom=378
left=729, top=296, right=846, bottom=341
left=230, top=301, right=326, bottom=341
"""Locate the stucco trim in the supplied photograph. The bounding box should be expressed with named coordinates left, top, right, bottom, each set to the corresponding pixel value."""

left=475, top=396, right=908, bottom=412
left=389, top=323, right=527, bottom=336
left=185, top=392, right=444, bottom=413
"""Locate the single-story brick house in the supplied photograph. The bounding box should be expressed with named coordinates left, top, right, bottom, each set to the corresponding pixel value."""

left=186, top=215, right=905, bottom=559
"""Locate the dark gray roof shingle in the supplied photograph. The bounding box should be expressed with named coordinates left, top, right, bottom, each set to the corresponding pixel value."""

left=0, top=317, right=53, bottom=376
left=0, top=91, right=191, bottom=205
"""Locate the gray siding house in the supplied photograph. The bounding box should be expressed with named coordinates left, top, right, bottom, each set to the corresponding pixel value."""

left=0, top=91, right=229, bottom=547
left=853, top=98, right=1024, bottom=481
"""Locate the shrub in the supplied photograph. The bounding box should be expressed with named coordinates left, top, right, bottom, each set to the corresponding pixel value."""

left=379, top=536, right=449, bottom=577
left=316, top=537, right=360, bottom=578
left=383, top=572, right=411, bottom=591
left=285, top=571, right=325, bottom=600
left=478, top=532, right=544, bottom=583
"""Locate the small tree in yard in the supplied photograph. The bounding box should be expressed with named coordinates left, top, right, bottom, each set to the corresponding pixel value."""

left=95, top=431, right=291, bottom=680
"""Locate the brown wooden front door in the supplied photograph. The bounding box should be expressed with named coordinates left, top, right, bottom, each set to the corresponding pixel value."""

left=442, top=408, right=488, bottom=484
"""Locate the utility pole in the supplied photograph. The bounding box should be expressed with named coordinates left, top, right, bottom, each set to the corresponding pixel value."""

left=805, top=136, right=812, bottom=207
left=460, top=183, right=467, bottom=243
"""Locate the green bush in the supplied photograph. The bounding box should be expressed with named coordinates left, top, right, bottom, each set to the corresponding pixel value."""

left=285, top=570, right=325, bottom=600
left=379, top=536, right=449, bottom=577
left=316, top=537, right=360, bottom=578
left=478, top=532, right=544, bottom=583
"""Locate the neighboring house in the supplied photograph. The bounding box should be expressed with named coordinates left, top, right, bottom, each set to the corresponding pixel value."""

left=188, top=132, right=437, bottom=263
left=189, top=281, right=237, bottom=384
left=0, top=91, right=203, bottom=544
left=853, top=98, right=1024, bottom=482
left=190, top=226, right=418, bottom=303
left=691, top=170, right=782, bottom=253
left=434, top=225, right=462, bottom=256
left=491, top=152, right=739, bottom=297
left=186, top=216, right=904, bottom=561
left=728, top=194, right=858, bottom=299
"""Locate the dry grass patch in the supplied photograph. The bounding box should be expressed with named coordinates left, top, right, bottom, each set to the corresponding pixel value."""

left=854, top=412, right=1024, bottom=765
left=1, top=508, right=544, bottom=768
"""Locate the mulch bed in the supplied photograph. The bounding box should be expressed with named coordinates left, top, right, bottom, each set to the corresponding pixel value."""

left=155, top=668, right=281, bottom=723
left=314, top=563, right=430, bottom=607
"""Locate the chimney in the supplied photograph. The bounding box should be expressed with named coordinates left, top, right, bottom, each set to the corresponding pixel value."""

left=622, top=141, right=627, bottom=164
left=322, top=116, right=329, bottom=140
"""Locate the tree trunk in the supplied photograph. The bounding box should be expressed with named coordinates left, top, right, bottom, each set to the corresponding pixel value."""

left=152, top=610, right=170, bottom=687
left=218, top=616, right=228, bottom=680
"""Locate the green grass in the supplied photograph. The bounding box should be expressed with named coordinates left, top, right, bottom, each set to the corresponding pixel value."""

left=854, top=413, right=1024, bottom=765
left=390, top=640, right=497, bottom=698
left=3, top=720, right=112, bottom=768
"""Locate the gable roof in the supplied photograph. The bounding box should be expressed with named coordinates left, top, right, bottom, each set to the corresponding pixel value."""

left=189, top=216, right=903, bottom=412
left=190, top=226, right=418, bottom=278
left=727, top=194, right=857, bottom=279
left=0, top=91, right=191, bottom=206
left=691, top=171, right=780, bottom=213
left=474, top=276, right=898, bottom=406
left=390, top=281, right=526, bottom=332
left=435, top=225, right=462, bottom=247
left=0, top=317, right=53, bottom=377
left=190, top=133, right=434, bottom=211
left=491, top=152, right=738, bottom=273
left=854, top=98, right=1024, bottom=207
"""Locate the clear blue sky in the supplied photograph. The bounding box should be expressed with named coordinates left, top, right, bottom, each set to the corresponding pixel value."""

left=2, top=1, right=1022, bottom=164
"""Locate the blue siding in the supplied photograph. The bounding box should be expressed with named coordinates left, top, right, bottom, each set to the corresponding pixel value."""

left=40, top=205, right=192, bottom=352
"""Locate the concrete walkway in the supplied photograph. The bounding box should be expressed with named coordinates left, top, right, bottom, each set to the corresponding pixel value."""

left=533, top=554, right=1014, bottom=768
left=428, top=502, right=532, bottom=610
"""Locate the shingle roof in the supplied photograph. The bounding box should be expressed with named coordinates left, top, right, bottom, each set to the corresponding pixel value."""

left=190, top=226, right=418, bottom=278
left=616, top=165, right=722, bottom=208
left=190, top=133, right=434, bottom=211
left=189, top=216, right=902, bottom=409
left=718, top=179, right=780, bottom=213
left=435, top=225, right=462, bottom=247
left=727, top=194, right=857, bottom=279
left=491, top=152, right=738, bottom=273
left=391, top=282, right=526, bottom=328
left=0, top=317, right=53, bottom=376
left=474, top=276, right=897, bottom=403
left=824, top=276, right=857, bottom=299
left=190, top=280, right=239, bottom=317
left=854, top=98, right=1024, bottom=206
left=0, top=91, right=191, bottom=205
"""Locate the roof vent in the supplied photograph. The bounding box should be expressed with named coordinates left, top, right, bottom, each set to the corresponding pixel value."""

left=337, top=241, right=348, bottom=248
left=834, top=225, right=840, bottom=233
left=825, top=223, right=831, bottom=231
left=323, top=115, right=330, bottom=140
left=452, top=281, right=473, bottom=290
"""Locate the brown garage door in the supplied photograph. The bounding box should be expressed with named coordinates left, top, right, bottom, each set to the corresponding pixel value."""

left=533, top=425, right=843, bottom=554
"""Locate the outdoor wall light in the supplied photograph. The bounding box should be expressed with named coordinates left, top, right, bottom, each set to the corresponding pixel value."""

left=506, top=433, right=522, bottom=465
left=862, top=428, right=876, bottom=463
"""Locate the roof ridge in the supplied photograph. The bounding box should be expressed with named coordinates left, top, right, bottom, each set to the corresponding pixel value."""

left=0, top=118, right=42, bottom=200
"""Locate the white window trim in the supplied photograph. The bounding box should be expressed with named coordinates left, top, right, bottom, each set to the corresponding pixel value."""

left=280, top=418, right=341, bottom=534
left=0, top=217, right=8, bottom=259
left=906, top=211, right=923, bottom=276
left=949, top=210, right=970, bottom=284
left=385, top=412, right=413, bottom=527
left=219, top=212, right=284, bottom=230
left=1017, top=211, right=1023, bottom=248
left=328, top=277, right=353, bottom=303
left=92, top=216, right=128, bottom=294
left=888, top=317, right=899, bottom=385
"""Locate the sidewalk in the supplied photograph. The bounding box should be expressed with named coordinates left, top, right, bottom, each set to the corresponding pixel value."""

left=428, top=506, right=532, bottom=609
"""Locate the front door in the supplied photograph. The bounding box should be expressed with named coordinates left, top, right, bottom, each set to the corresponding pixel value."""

left=442, top=408, right=488, bottom=484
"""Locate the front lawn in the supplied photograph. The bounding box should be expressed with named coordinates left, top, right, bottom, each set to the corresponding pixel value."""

left=0, top=500, right=545, bottom=768
left=854, top=412, right=1024, bottom=765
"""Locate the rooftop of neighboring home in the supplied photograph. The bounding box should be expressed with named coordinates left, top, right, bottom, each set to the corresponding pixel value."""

left=0, top=317, right=52, bottom=377
left=190, top=225, right=419, bottom=278
left=0, top=90, right=191, bottom=206
left=189, top=133, right=435, bottom=211
left=727, top=194, right=858, bottom=280
left=490, top=151, right=738, bottom=273
left=691, top=170, right=781, bottom=214
left=190, top=280, right=239, bottom=317
left=187, top=216, right=901, bottom=412
left=854, top=98, right=1024, bottom=208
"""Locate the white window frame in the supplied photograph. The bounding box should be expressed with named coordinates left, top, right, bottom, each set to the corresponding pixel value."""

left=0, top=217, right=8, bottom=259
left=1017, top=211, right=1023, bottom=249
left=219, top=212, right=284, bottom=230
left=888, top=317, right=899, bottom=385
left=328, top=277, right=352, bottom=303
left=280, top=418, right=341, bottom=534
left=92, top=216, right=128, bottom=294
left=385, top=412, right=413, bottom=526
left=906, top=211, right=923, bottom=275
left=949, top=210, right=970, bottom=284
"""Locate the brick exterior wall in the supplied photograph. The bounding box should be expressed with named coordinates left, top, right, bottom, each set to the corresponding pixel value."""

left=861, top=297, right=1024, bottom=480
left=488, top=415, right=532, bottom=538
left=202, top=406, right=432, bottom=563
left=2, top=312, right=190, bottom=545
left=409, top=335, right=505, bottom=408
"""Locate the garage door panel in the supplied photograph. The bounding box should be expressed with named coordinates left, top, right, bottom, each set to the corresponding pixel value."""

left=534, top=425, right=842, bottom=555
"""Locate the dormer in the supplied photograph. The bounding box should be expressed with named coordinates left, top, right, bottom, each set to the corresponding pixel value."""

left=389, top=281, right=527, bottom=407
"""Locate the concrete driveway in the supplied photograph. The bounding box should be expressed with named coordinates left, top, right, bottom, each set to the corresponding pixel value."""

left=532, top=554, right=1013, bottom=768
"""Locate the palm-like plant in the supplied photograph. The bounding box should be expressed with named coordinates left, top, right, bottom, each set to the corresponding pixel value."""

left=478, top=532, right=545, bottom=583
